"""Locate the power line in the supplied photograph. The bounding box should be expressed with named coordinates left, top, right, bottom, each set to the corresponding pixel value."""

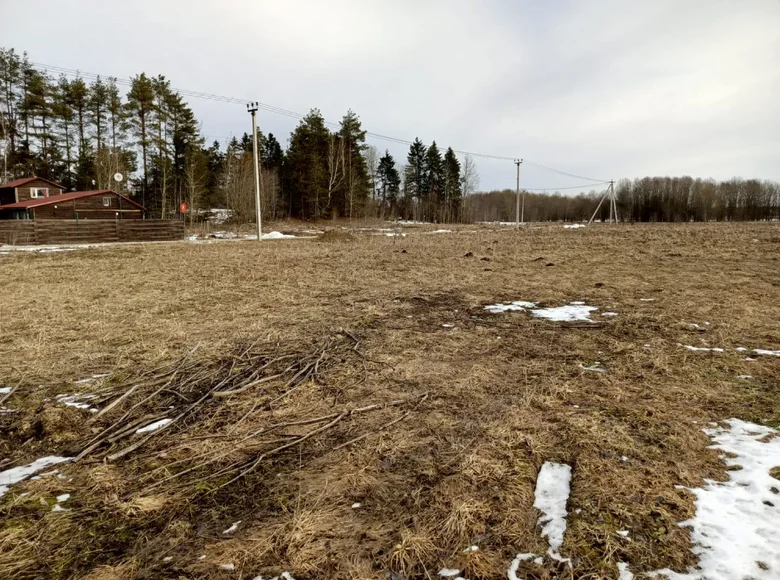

left=31, top=61, right=607, bottom=182
left=525, top=182, right=610, bottom=191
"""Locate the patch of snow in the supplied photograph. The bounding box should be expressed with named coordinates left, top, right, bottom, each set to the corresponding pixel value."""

left=0, top=457, right=71, bottom=499
left=162, top=556, right=173, bottom=562
left=754, top=349, right=780, bottom=357
left=736, top=347, right=748, bottom=352
left=652, top=419, right=780, bottom=580
left=219, top=563, right=235, bottom=571
left=534, top=462, right=572, bottom=561
left=745, top=357, right=757, bottom=362
left=262, top=231, right=295, bottom=240
left=570, top=301, right=586, bottom=305
left=0, top=387, right=12, bottom=394
left=438, top=569, right=460, bottom=577
left=442, top=324, right=455, bottom=328
left=508, top=553, right=538, bottom=580
left=198, top=555, right=206, bottom=560
left=617, top=530, right=630, bottom=537
left=533, top=557, right=543, bottom=566
left=563, top=224, right=585, bottom=229
left=135, top=418, right=172, bottom=434
left=484, top=300, right=537, bottom=313
left=640, top=298, right=655, bottom=302
left=737, top=375, right=753, bottom=380
left=351, top=502, right=361, bottom=509
left=681, top=345, right=724, bottom=353
left=56, top=494, right=70, bottom=503
left=579, top=364, right=606, bottom=373
left=222, top=520, right=241, bottom=534
left=385, top=232, right=407, bottom=237
left=621, top=456, right=629, bottom=462
left=531, top=304, right=598, bottom=323
left=617, top=562, right=634, bottom=580
left=51, top=504, right=66, bottom=512
left=429, top=229, right=453, bottom=234
left=602, top=312, right=618, bottom=317
left=56, top=393, right=98, bottom=412
left=205, top=208, right=231, bottom=224
left=463, top=545, right=479, bottom=552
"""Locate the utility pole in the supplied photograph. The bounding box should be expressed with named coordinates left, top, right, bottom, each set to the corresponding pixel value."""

left=247, top=102, right=262, bottom=241
left=515, top=158, right=523, bottom=228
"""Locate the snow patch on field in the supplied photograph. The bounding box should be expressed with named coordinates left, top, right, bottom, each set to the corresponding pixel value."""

left=652, top=419, right=780, bottom=580
left=531, top=304, right=598, bottom=322
left=0, top=457, right=71, bottom=499
left=0, top=387, right=11, bottom=394
left=618, top=562, right=634, bottom=580
left=681, top=345, right=724, bottom=353
left=563, top=224, right=585, bottom=229
left=485, top=301, right=598, bottom=322
left=754, top=348, right=780, bottom=357
left=56, top=393, right=98, bottom=413
left=222, top=520, right=241, bottom=534
left=534, top=462, right=572, bottom=561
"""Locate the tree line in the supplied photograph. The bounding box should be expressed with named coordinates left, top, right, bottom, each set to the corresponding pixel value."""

left=467, top=177, right=780, bottom=223
left=1, top=47, right=479, bottom=223
left=4, top=48, right=778, bottom=224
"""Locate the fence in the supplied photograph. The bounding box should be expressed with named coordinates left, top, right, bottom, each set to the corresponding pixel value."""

left=0, top=220, right=185, bottom=245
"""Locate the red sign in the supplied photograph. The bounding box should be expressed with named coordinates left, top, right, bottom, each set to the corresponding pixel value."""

left=179, top=202, right=188, bottom=213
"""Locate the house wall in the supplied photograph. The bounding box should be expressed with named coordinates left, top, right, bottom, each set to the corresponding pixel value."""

left=30, top=192, right=143, bottom=220
left=14, top=180, right=64, bottom=203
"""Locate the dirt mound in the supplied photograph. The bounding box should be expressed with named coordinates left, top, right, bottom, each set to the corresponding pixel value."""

left=318, top=229, right=356, bottom=242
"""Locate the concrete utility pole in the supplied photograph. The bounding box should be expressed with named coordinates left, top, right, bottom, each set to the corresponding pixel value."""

left=515, top=158, right=523, bottom=228
left=247, top=102, right=262, bottom=240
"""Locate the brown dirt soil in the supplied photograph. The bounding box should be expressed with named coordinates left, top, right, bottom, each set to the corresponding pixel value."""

left=0, top=222, right=779, bottom=580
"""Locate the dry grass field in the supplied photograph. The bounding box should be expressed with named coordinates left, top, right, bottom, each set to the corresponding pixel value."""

left=1, top=222, right=779, bottom=580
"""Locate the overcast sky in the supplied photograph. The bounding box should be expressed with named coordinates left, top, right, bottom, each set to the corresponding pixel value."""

left=3, top=0, right=779, bottom=191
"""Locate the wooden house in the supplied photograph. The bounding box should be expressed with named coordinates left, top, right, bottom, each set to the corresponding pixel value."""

left=0, top=190, right=145, bottom=220
left=0, top=177, right=65, bottom=205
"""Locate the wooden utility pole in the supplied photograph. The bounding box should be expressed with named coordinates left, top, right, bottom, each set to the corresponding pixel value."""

left=515, top=159, right=523, bottom=227
left=247, top=102, right=262, bottom=240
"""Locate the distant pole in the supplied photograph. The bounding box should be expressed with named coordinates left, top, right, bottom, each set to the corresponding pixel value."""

left=515, top=158, right=523, bottom=227
left=611, top=180, right=619, bottom=223
left=247, top=102, right=262, bottom=240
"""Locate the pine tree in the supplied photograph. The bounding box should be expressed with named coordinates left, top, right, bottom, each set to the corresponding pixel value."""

left=88, top=77, right=109, bottom=154
left=424, top=141, right=444, bottom=221
left=0, top=48, right=23, bottom=178
left=337, top=109, right=370, bottom=218
left=125, top=73, right=155, bottom=206
left=53, top=75, right=75, bottom=190
left=443, top=147, right=462, bottom=222
left=376, top=150, right=400, bottom=217
left=282, top=109, right=330, bottom=219
left=262, top=133, right=284, bottom=170
left=406, top=138, right=427, bottom=219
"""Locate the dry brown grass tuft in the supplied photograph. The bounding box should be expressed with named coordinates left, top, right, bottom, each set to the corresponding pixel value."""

left=0, top=222, right=778, bottom=578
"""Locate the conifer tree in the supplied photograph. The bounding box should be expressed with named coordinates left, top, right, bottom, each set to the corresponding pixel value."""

left=377, top=150, right=400, bottom=216
left=424, top=141, right=444, bottom=221
left=443, top=147, right=462, bottom=222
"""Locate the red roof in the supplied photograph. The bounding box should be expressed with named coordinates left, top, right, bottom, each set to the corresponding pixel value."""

left=0, top=190, right=145, bottom=210
left=0, top=176, right=65, bottom=190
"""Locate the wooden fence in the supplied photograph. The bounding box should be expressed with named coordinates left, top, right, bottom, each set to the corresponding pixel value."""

left=0, top=220, right=185, bottom=245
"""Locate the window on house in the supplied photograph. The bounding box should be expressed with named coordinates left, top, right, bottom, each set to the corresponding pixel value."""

left=103, top=196, right=111, bottom=207
left=30, top=188, right=49, bottom=198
